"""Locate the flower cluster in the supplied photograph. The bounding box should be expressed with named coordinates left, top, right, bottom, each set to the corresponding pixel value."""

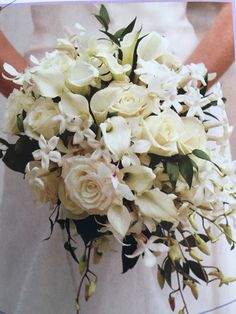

left=1, top=6, right=236, bottom=314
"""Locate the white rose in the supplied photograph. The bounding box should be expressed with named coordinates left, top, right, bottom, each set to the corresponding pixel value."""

left=178, top=117, right=207, bottom=154
left=59, top=157, right=116, bottom=217
left=142, top=109, right=183, bottom=156
left=5, top=89, right=34, bottom=134
left=24, top=97, right=60, bottom=140
left=110, top=83, right=157, bottom=118
left=25, top=161, right=60, bottom=207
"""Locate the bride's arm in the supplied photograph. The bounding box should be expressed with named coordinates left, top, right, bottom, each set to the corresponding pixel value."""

left=0, top=31, right=28, bottom=98
left=186, top=3, right=234, bottom=87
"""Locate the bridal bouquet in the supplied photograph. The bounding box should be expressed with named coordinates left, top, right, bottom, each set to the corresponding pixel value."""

left=1, top=5, right=236, bottom=314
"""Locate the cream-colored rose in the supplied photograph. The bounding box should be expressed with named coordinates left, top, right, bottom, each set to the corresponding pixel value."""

left=59, top=157, right=116, bottom=217
left=110, top=83, right=157, bottom=118
left=178, top=117, right=207, bottom=154
left=142, top=109, right=183, bottom=156
left=24, top=97, right=60, bottom=140
left=25, top=161, right=60, bottom=207
left=91, top=82, right=158, bottom=123
left=5, top=89, right=34, bottom=134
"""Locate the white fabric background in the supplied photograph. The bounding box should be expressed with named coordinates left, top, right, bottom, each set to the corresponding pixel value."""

left=0, top=2, right=236, bottom=314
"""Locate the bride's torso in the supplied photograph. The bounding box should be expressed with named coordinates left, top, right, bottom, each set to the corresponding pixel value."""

left=27, top=2, right=198, bottom=61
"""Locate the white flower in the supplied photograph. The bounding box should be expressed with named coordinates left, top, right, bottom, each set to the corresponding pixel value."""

left=100, top=116, right=131, bottom=159
left=23, top=97, right=60, bottom=140
left=88, top=137, right=112, bottom=164
left=59, top=157, right=118, bottom=217
left=66, top=61, right=99, bottom=94
left=135, top=188, right=178, bottom=223
left=5, top=89, right=34, bottom=134
left=141, top=109, right=183, bottom=156
left=137, top=32, right=168, bottom=62
left=33, top=135, right=61, bottom=170
left=121, top=165, right=156, bottom=194
left=182, top=86, right=210, bottom=121
left=126, top=235, right=168, bottom=267
left=2, top=63, right=30, bottom=85
left=25, top=161, right=60, bottom=207
left=121, top=140, right=151, bottom=167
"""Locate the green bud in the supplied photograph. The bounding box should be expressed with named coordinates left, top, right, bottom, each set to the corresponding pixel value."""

left=194, top=233, right=210, bottom=255
left=168, top=242, right=183, bottom=264
left=189, top=248, right=202, bottom=262
left=75, top=303, right=80, bottom=311
left=184, top=280, right=198, bottom=300
left=178, top=308, right=185, bottom=314
left=79, top=254, right=87, bottom=275
left=189, top=212, right=198, bottom=231
left=219, top=224, right=233, bottom=245
left=220, top=276, right=236, bottom=287
left=93, top=248, right=103, bottom=264
left=85, top=280, right=97, bottom=301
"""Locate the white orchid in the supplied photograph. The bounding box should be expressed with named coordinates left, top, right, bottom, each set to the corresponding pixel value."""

left=126, top=235, right=168, bottom=268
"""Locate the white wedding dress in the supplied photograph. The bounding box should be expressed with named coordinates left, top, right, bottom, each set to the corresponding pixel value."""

left=0, top=3, right=236, bottom=314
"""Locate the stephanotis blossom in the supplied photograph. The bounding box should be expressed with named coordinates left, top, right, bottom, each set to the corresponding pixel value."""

left=32, top=135, right=61, bottom=171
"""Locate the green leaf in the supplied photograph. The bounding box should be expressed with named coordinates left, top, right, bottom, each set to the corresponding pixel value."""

left=114, top=27, right=126, bottom=39
left=178, top=155, right=193, bottom=188
left=157, top=265, right=165, bottom=289
left=2, top=136, right=38, bottom=174
left=163, top=258, right=173, bottom=288
left=64, top=241, right=79, bottom=264
left=179, top=234, right=209, bottom=248
left=100, top=30, right=120, bottom=46
left=122, top=235, right=139, bottom=273
left=94, top=14, right=109, bottom=31
left=188, top=260, right=208, bottom=283
left=192, top=149, right=211, bottom=162
left=202, top=100, right=217, bottom=111
left=190, top=158, right=199, bottom=172
left=120, top=17, right=137, bottom=39
left=0, top=138, right=10, bottom=148
left=99, top=4, right=110, bottom=27
left=73, top=215, right=106, bottom=244
left=148, top=153, right=162, bottom=169
left=166, top=161, right=179, bottom=188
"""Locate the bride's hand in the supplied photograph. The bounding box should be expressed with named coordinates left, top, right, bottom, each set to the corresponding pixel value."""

left=0, top=31, right=28, bottom=97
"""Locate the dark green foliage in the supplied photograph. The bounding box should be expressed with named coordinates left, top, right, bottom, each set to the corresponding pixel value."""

left=1, top=135, right=38, bottom=174
left=179, top=234, right=209, bottom=248
left=122, top=235, right=139, bottom=273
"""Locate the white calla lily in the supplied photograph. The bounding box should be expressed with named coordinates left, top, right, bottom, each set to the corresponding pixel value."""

left=135, top=188, right=178, bottom=223
left=100, top=116, right=131, bottom=159
left=66, top=61, right=99, bottom=94
left=97, top=52, right=131, bottom=80
left=120, top=31, right=140, bottom=68
left=60, top=90, right=91, bottom=120
left=31, top=69, right=64, bottom=98
left=90, top=86, right=122, bottom=123
left=107, top=203, right=131, bottom=237
left=137, top=32, right=168, bottom=61
left=122, top=165, right=155, bottom=194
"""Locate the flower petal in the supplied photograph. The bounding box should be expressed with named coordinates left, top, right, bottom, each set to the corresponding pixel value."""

left=107, top=204, right=131, bottom=237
